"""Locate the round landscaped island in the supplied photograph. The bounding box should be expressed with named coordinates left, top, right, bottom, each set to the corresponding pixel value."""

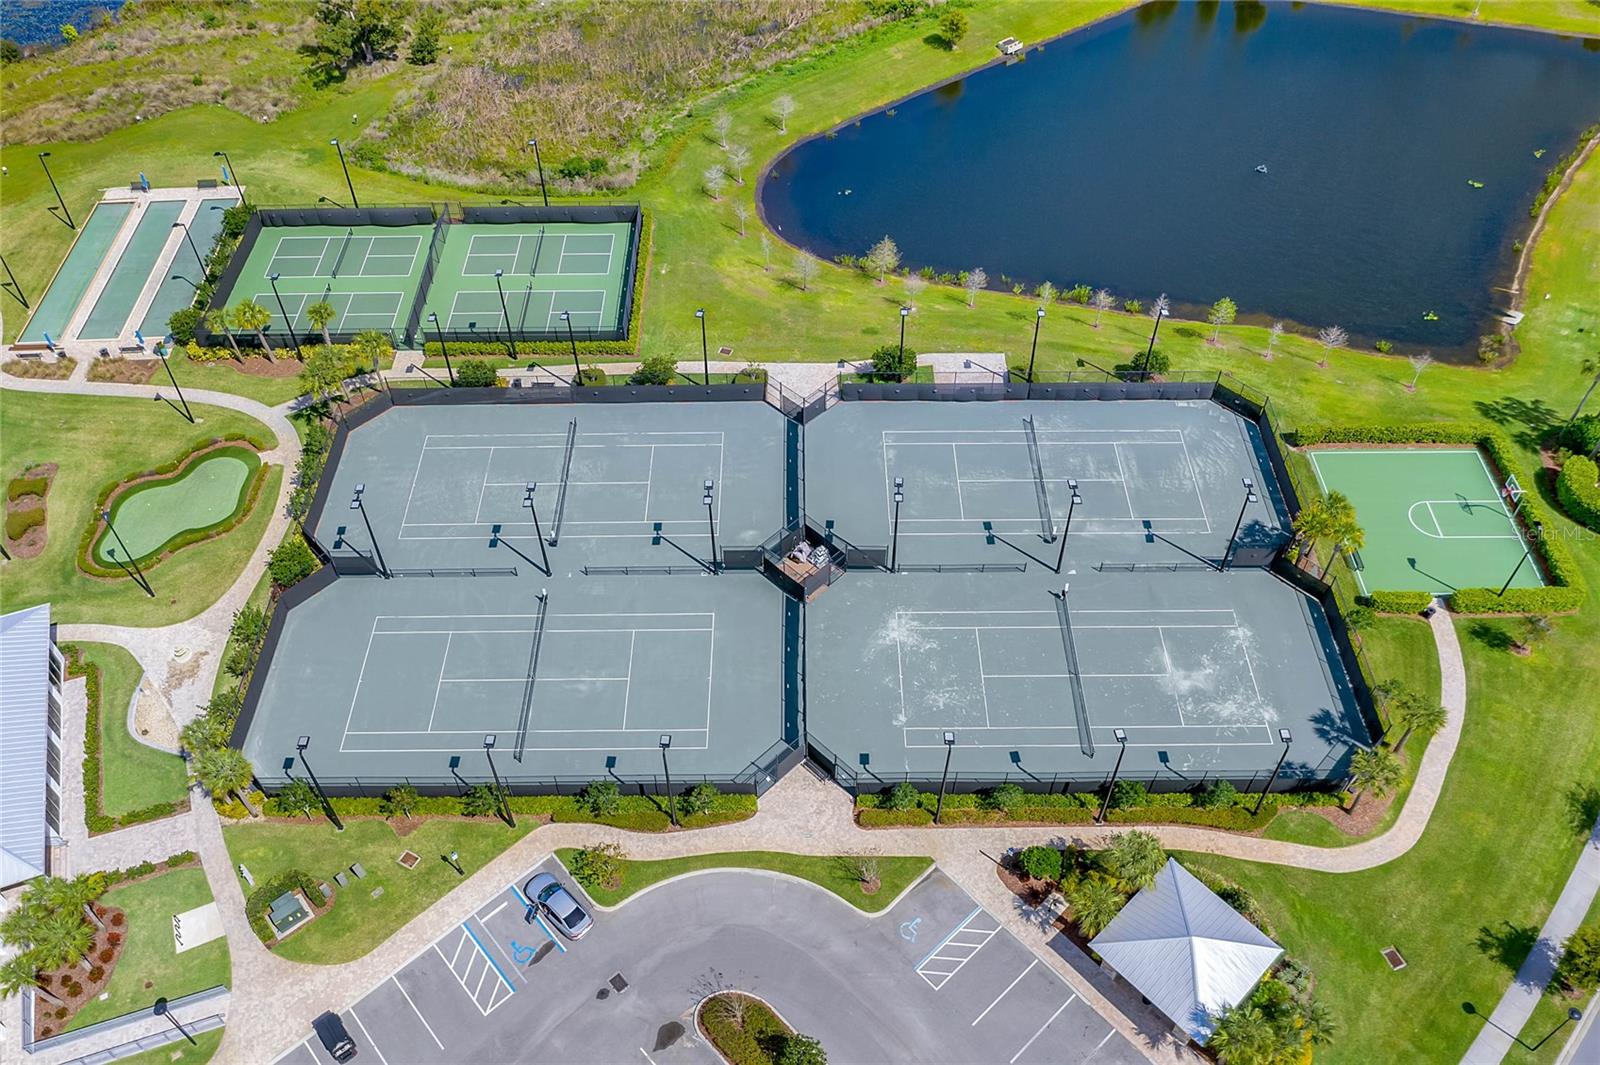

left=87, top=441, right=266, bottom=570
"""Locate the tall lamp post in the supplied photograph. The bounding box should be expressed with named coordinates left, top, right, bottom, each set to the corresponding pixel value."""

left=350, top=482, right=390, bottom=577
left=890, top=476, right=905, bottom=572
left=0, top=255, right=30, bottom=308
left=522, top=483, right=551, bottom=573
left=213, top=150, right=248, bottom=207
left=1252, top=729, right=1293, bottom=816
left=1141, top=295, right=1168, bottom=379
left=330, top=138, right=360, bottom=208
left=659, top=734, right=677, bottom=827
left=695, top=308, right=709, bottom=383
left=153, top=999, right=196, bottom=1047
left=703, top=480, right=718, bottom=573
left=294, top=735, right=343, bottom=831
left=427, top=312, right=456, bottom=385
left=1095, top=728, right=1129, bottom=824
left=526, top=138, right=549, bottom=207
left=559, top=310, right=581, bottom=383
left=1027, top=307, right=1045, bottom=384
left=493, top=269, right=516, bottom=358
left=154, top=339, right=194, bottom=423
left=1497, top=548, right=1533, bottom=597
left=100, top=509, right=153, bottom=596
left=267, top=273, right=304, bottom=359
left=37, top=152, right=75, bottom=229
left=484, top=734, right=514, bottom=826
left=934, top=731, right=956, bottom=824
left=1053, top=480, right=1082, bottom=573
left=898, top=306, right=910, bottom=379
left=1224, top=478, right=1258, bottom=570
left=171, top=221, right=206, bottom=273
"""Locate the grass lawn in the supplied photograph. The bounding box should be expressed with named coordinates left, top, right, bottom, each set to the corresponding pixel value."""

left=1334, top=0, right=1600, bottom=34
left=555, top=849, right=933, bottom=913
left=0, top=392, right=281, bottom=625
left=1509, top=890, right=1600, bottom=1065
left=72, top=641, right=187, bottom=817
left=69, top=868, right=230, bottom=1031
left=222, top=817, right=535, bottom=965
left=114, top=1027, right=223, bottom=1065
left=167, top=353, right=311, bottom=408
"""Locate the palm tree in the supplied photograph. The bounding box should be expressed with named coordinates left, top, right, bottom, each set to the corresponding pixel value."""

left=1291, top=499, right=1336, bottom=570
left=1298, top=997, right=1337, bottom=1047
left=298, top=344, right=345, bottom=410
left=205, top=307, right=242, bottom=359
left=306, top=300, right=338, bottom=347
left=277, top=777, right=319, bottom=819
left=1209, top=1004, right=1289, bottom=1065
left=1326, top=496, right=1366, bottom=578
left=1568, top=356, right=1600, bottom=427
left=352, top=329, right=393, bottom=387
left=1104, top=830, right=1167, bottom=890
left=0, top=954, right=62, bottom=1007
left=379, top=785, right=419, bottom=819
left=195, top=747, right=259, bottom=816
left=230, top=300, right=274, bottom=358
left=36, top=874, right=107, bottom=931
left=1347, top=746, right=1402, bottom=811
left=32, top=910, right=94, bottom=973
left=1068, top=875, right=1127, bottom=938
left=180, top=714, right=229, bottom=757
left=1395, top=696, right=1447, bottom=752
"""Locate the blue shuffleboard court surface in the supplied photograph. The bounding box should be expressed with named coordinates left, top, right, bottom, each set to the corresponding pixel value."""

left=18, top=201, right=132, bottom=343
left=139, top=196, right=238, bottom=336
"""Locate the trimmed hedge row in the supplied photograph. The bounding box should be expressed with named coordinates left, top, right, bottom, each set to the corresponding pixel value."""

left=104, top=851, right=200, bottom=887
left=8, top=475, right=49, bottom=500
left=855, top=786, right=1339, bottom=829
left=62, top=645, right=187, bottom=834
left=1365, top=590, right=1435, bottom=614
left=245, top=869, right=323, bottom=944
left=1294, top=424, right=1586, bottom=613
left=1557, top=455, right=1600, bottom=531
left=249, top=790, right=757, bottom=831
left=6, top=506, right=44, bottom=541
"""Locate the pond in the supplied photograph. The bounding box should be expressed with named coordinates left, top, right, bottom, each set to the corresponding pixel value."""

left=759, top=2, right=1600, bottom=359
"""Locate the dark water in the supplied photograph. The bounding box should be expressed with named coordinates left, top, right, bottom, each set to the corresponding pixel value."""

left=760, top=2, right=1600, bottom=358
left=0, top=0, right=122, bottom=48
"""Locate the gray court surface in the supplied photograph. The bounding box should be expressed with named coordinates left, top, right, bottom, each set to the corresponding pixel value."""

left=242, top=566, right=782, bottom=784
left=273, top=859, right=1147, bottom=1065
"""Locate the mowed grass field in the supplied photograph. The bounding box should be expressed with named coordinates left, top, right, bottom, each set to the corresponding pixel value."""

left=70, top=640, right=188, bottom=817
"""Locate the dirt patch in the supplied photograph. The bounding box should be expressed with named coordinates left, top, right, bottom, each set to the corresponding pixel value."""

left=28, top=905, right=127, bottom=1040
left=226, top=356, right=303, bottom=378
left=996, top=861, right=1050, bottom=907
left=1298, top=787, right=1395, bottom=837
left=87, top=357, right=159, bottom=385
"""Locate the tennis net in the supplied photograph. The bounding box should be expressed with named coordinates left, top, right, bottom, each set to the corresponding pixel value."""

left=330, top=227, right=355, bottom=278
left=1055, top=591, right=1093, bottom=757
left=1024, top=414, right=1053, bottom=542
left=514, top=598, right=550, bottom=762
left=549, top=418, right=578, bottom=545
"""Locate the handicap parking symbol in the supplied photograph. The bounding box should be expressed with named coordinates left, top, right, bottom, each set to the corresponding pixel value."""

left=511, top=939, right=536, bottom=964
left=899, top=916, right=922, bottom=943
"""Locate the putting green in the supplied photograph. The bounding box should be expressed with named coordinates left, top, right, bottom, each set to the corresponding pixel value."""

left=94, top=446, right=261, bottom=566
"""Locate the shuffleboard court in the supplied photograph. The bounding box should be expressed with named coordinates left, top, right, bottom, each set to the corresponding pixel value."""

left=78, top=200, right=186, bottom=340
left=19, top=201, right=132, bottom=343
left=1307, top=447, right=1541, bottom=596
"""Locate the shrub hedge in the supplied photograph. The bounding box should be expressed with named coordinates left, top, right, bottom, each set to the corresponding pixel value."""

left=245, top=869, right=323, bottom=944
left=1363, top=590, right=1436, bottom=614
left=855, top=784, right=1338, bottom=829
left=268, top=531, right=318, bottom=588
left=8, top=475, right=49, bottom=500
left=1556, top=455, right=1600, bottom=531
left=253, top=789, right=756, bottom=830
left=6, top=506, right=44, bottom=541
left=1293, top=424, right=1585, bottom=613
left=104, top=851, right=200, bottom=887
left=699, top=992, right=792, bottom=1065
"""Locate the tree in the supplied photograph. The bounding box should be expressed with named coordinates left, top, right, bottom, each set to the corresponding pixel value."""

left=0, top=39, right=22, bottom=65
left=865, top=235, right=901, bottom=284
left=1208, top=1004, right=1293, bottom=1065
left=1406, top=352, right=1434, bottom=392
left=771, top=94, right=797, bottom=134
left=1317, top=324, right=1348, bottom=357
left=870, top=343, right=916, bottom=381
left=711, top=109, right=733, bottom=149
left=775, top=1034, right=828, bottom=1065
left=1016, top=845, right=1063, bottom=882
left=1568, top=356, right=1600, bottom=425
left=759, top=233, right=773, bottom=272
left=732, top=202, right=749, bottom=238
left=1068, top=875, right=1126, bottom=938
left=60, top=24, right=79, bottom=43
left=460, top=782, right=507, bottom=817
left=1265, top=320, right=1283, bottom=359
left=180, top=714, right=230, bottom=757
left=306, top=300, right=338, bottom=347
left=1347, top=746, right=1401, bottom=811
left=0, top=954, right=61, bottom=1007
left=32, top=909, right=94, bottom=973
left=1208, top=296, right=1237, bottom=343
left=680, top=782, right=720, bottom=817
left=793, top=251, right=821, bottom=292
left=205, top=307, right=242, bottom=359
left=379, top=784, right=419, bottom=819
left=307, top=0, right=405, bottom=82
left=1036, top=280, right=1058, bottom=307
left=277, top=777, right=320, bottom=819
left=298, top=344, right=346, bottom=408
left=352, top=329, right=392, bottom=382
left=1091, top=288, right=1114, bottom=328
left=1394, top=694, right=1446, bottom=753
left=1516, top=613, right=1552, bottom=653
left=230, top=300, right=274, bottom=357
left=1104, top=830, right=1167, bottom=890
left=1149, top=292, right=1170, bottom=323
left=963, top=267, right=987, bottom=308
left=195, top=747, right=258, bottom=816
left=1326, top=491, right=1365, bottom=577
left=36, top=874, right=107, bottom=932
left=407, top=6, right=442, bottom=65
left=938, top=8, right=969, bottom=49
left=582, top=779, right=621, bottom=817
left=1556, top=923, right=1600, bottom=991
left=454, top=358, right=497, bottom=387
left=570, top=841, right=627, bottom=889
left=724, top=144, right=751, bottom=185
left=903, top=274, right=927, bottom=310
left=703, top=164, right=727, bottom=201
left=630, top=351, right=678, bottom=385
left=269, top=533, right=317, bottom=587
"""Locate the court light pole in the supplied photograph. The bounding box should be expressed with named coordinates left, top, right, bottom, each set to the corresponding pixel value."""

left=1251, top=729, right=1293, bottom=816
left=295, top=735, right=344, bottom=831
left=559, top=310, right=581, bottom=383
left=934, top=731, right=956, bottom=825
left=153, top=999, right=196, bottom=1046
left=1497, top=548, right=1533, bottom=597
left=267, top=273, right=304, bottom=359
left=171, top=220, right=206, bottom=273
left=1054, top=480, right=1082, bottom=574
left=526, top=138, right=549, bottom=207
left=695, top=308, right=709, bottom=383
left=890, top=477, right=905, bottom=572
left=1224, top=478, right=1258, bottom=571
left=329, top=138, right=360, bottom=208
left=703, top=480, right=719, bottom=573
left=350, top=482, right=390, bottom=578
left=427, top=312, right=456, bottom=385
left=1142, top=299, right=1168, bottom=379
left=1027, top=306, right=1045, bottom=384
left=1094, top=728, right=1129, bottom=824
left=37, top=152, right=75, bottom=229
left=484, top=734, right=514, bottom=826
left=659, top=734, right=678, bottom=827
left=898, top=305, right=910, bottom=380
left=99, top=509, right=154, bottom=597
left=154, top=339, right=194, bottom=423
left=493, top=269, right=516, bottom=357
left=0, top=255, right=29, bottom=308
left=213, top=150, right=248, bottom=207
left=522, top=483, right=550, bottom=574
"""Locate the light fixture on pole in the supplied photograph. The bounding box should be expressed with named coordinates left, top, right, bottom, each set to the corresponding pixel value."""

left=1224, top=477, right=1258, bottom=571
left=559, top=310, right=581, bottom=382
left=491, top=269, right=518, bottom=358
left=703, top=480, right=718, bottom=573
left=659, top=734, right=677, bottom=827
left=522, top=482, right=550, bottom=573
left=1095, top=728, right=1129, bottom=824
left=330, top=138, right=359, bottom=208
left=153, top=999, right=196, bottom=1046
left=484, top=733, right=514, bottom=826
left=526, top=138, right=549, bottom=207
left=1142, top=297, right=1168, bottom=379
left=99, top=509, right=154, bottom=597
left=1027, top=306, right=1046, bottom=383
left=890, top=476, right=905, bottom=572
left=695, top=308, right=709, bottom=384
left=427, top=312, right=456, bottom=385
left=0, top=254, right=30, bottom=309
left=37, top=152, right=75, bottom=229
left=171, top=220, right=206, bottom=272
left=295, top=735, right=343, bottom=831
left=1054, top=480, right=1082, bottom=573
left=898, top=305, right=910, bottom=379
left=350, top=482, right=390, bottom=578
left=213, top=150, right=248, bottom=207
left=1497, top=547, right=1533, bottom=597
left=1252, top=729, right=1293, bottom=816
left=935, top=731, right=956, bottom=824
left=154, top=338, right=194, bottom=423
left=267, top=273, right=304, bottom=359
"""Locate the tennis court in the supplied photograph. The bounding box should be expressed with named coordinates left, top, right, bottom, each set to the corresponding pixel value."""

left=1307, top=447, right=1542, bottom=596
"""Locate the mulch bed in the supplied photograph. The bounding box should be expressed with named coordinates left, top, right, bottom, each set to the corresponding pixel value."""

left=5, top=463, right=57, bottom=560
left=87, top=358, right=159, bottom=385
left=1297, top=787, right=1394, bottom=836
left=2, top=357, right=76, bottom=380
left=29, top=904, right=128, bottom=1040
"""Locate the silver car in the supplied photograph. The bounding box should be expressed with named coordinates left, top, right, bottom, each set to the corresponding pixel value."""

left=525, top=872, right=593, bottom=939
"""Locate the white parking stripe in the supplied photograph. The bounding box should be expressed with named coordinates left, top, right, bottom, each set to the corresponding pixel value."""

left=296, top=1039, right=317, bottom=1063
left=1009, top=996, right=1076, bottom=1064
left=348, top=1009, right=388, bottom=1065
left=1093, top=1029, right=1115, bottom=1051
left=391, top=975, right=444, bottom=1049
left=972, top=960, right=1037, bottom=1025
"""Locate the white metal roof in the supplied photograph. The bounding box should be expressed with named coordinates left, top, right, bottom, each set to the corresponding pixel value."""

left=0, top=603, right=53, bottom=887
left=1090, top=858, right=1282, bottom=1044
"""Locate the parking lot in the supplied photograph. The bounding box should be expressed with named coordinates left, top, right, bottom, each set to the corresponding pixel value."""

left=272, top=858, right=1146, bottom=1065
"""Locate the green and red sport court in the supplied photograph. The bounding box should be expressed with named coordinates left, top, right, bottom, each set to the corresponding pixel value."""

left=1307, top=447, right=1543, bottom=597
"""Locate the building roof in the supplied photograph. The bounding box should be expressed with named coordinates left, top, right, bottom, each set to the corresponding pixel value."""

left=1089, top=858, right=1282, bottom=1044
left=1, top=603, right=53, bottom=887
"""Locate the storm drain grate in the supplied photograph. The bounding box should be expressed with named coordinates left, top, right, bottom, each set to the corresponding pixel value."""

left=1382, top=946, right=1407, bottom=970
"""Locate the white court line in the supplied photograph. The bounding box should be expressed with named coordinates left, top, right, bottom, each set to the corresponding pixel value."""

left=973, top=960, right=1037, bottom=1025
left=974, top=629, right=992, bottom=727
left=1010, top=998, right=1076, bottom=1064
left=348, top=1009, right=389, bottom=1065
left=425, top=633, right=453, bottom=731
left=639, top=1049, right=659, bottom=1065
left=1110, top=441, right=1137, bottom=518
left=621, top=630, right=637, bottom=728
left=391, top=975, right=445, bottom=1049
left=338, top=621, right=381, bottom=753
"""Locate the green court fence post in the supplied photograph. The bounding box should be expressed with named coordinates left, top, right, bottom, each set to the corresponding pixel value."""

left=213, top=151, right=248, bottom=208
left=37, top=152, right=75, bottom=229
left=330, top=138, right=360, bottom=208
left=1094, top=729, right=1128, bottom=823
